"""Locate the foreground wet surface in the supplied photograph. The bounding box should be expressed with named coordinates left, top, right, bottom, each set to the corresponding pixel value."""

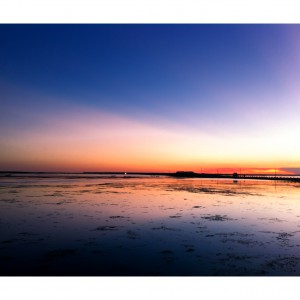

left=1, top=175, right=300, bottom=276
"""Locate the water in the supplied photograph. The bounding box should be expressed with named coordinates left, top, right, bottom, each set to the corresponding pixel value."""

left=1, top=174, right=300, bottom=275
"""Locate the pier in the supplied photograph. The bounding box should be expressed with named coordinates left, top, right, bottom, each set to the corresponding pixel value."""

left=170, top=171, right=300, bottom=182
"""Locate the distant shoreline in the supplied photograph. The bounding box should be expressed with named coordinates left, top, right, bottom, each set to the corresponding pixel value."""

left=1, top=171, right=300, bottom=182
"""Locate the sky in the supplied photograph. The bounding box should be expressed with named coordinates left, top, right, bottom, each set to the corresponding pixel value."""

left=1, top=24, right=300, bottom=173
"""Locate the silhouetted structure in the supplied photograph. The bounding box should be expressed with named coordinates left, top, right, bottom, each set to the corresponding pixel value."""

left=174, top=171, right=196, bottom=178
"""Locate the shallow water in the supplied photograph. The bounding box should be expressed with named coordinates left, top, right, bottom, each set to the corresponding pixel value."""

left=1, top=175, right=300, bottom=276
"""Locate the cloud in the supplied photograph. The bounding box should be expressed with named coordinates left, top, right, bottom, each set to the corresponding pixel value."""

left=281, top=168, right=300, bottom=175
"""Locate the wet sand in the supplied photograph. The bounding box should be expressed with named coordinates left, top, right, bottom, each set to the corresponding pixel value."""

left=1, top=175, right=300, bottom=275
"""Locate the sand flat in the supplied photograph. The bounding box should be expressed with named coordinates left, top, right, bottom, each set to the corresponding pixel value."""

left=0, top=174, right=300, bottom=275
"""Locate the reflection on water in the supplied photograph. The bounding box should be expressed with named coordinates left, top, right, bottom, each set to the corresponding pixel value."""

left=1, top=175, right=300, bottom=276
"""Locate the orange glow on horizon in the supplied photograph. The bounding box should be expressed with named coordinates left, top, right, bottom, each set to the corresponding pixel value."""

left=1, top=102, right=300, bottom=174
left=240, top=169, right=295, bottom=175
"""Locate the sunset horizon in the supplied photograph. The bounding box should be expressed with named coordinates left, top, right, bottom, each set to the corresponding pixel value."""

left=2, top=24, right=300, bottom=277
left=1, top=25, right=300, bottom=174
left=1, top=168, right=299, bottom=175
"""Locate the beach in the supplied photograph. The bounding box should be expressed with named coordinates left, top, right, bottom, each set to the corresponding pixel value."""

left=1, top=174, right=300, bottom=276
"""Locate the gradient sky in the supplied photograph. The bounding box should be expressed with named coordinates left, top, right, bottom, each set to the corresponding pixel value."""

left=1, top=25, right=300, bottom=173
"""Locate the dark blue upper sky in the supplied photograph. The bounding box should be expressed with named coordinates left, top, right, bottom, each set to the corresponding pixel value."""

left=0, top=24, right=294, bottom=126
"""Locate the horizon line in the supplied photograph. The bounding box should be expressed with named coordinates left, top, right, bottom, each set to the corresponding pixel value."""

left=1, top=170, right=300, bottom=176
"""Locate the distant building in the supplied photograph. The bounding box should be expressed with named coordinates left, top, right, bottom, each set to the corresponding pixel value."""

left=175, top=171, right=196, bottom=177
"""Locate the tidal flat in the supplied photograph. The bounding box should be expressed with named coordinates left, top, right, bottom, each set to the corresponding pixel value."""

left=1, top=174, right=300, bottom=276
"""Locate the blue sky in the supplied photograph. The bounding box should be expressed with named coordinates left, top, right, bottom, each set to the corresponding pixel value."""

left=1, top=25, right=300, bottom=172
